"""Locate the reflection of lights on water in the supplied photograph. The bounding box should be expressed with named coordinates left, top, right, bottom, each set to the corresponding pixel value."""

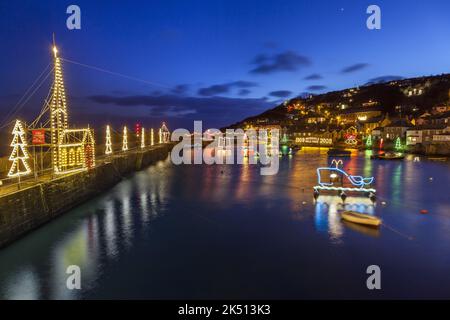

left=4, top=267, right=39, bottom=300
left=314, top=196, right=375, bottom=242
left=104, top=200, right=118, bottom=258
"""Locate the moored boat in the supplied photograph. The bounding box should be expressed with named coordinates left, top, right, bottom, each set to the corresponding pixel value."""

left=327, top=148, right=351, bottom=157
left=341, top=211, right=382, bottom=228
left=372, top=152, right=404, bottom=160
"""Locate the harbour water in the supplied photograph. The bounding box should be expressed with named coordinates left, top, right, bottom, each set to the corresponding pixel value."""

left=0, top=149, right=450, bottom=299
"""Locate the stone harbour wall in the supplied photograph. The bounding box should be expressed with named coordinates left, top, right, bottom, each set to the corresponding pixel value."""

left=0, top=144, right=171, bottom=248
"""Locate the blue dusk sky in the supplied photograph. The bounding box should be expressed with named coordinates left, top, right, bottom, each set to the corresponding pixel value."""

left=0, top=0, right=449, bottom=130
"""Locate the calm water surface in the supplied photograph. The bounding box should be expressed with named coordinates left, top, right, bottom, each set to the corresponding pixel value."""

left=1, top=149, right=450, bottom=299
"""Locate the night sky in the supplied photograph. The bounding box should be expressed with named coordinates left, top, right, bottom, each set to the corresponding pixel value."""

left=0, top=0, right=449, bottom=130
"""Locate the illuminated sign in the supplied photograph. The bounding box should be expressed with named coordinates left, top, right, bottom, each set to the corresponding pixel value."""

left=32, top=129, right=46, bottom=145
left=295, top=137, right=333, bottom=145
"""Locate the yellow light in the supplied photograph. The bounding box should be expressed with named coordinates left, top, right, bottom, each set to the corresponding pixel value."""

left=105, top=125, right=113, bottom=155
left=122, top=126, right=128, bottom=151
left=141, top=128, right=145, bottom=148
left=150, top=128, right=154, bottom=146
left=7, top=120, right=32, bottom=178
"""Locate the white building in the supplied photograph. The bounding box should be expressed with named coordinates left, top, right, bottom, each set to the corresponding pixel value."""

left=407, top=125, right=450, bottom=145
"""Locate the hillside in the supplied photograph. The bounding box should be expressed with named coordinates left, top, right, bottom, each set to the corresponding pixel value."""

left=228, top=73, right=450, bottom=128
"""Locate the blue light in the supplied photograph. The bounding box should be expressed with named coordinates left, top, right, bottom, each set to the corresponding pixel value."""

left=316, top=167, right=374, bottom=189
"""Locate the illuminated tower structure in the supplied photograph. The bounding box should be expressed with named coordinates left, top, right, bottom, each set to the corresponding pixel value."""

left=50, top=44, right=68, bottom=171
left=122, top=126, right=128, bottom=151
left=49, top=42, right=95, bottom=173
left=105, top=125, right=113, bottom=155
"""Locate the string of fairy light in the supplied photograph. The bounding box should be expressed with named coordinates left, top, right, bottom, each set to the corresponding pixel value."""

left=4, top=41, right=171, bottom=181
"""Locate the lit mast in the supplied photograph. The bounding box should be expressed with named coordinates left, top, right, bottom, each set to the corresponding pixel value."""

left=50, top=37, right=69, bottom=172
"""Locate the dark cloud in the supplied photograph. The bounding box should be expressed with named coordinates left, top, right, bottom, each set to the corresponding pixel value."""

left=230, top=81, right=258, bottom=88
left=306, top=85, right=327, bottom=91
left=269, top=90, right=292, bottom=98
left=171, top=84, right=189, bottom=95
left=366, top=75, right=404, bottom=85
left=304, top=73, right=323, bottom=80
left=198, top=84, right=230, bottom=96
left=197, top=81, right=258, bottom=96
left=238, top=89, right=251, bottom=96
left=341, top=63, right=370, bottom=73
left=250, top=51, right=311, bottom=74
left=88, top=94, right=271, bottom=119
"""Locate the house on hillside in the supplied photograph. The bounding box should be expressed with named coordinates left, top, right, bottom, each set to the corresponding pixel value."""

left=339, top=106, right=383, bottom=124
left=407, top=124, right=450, bottom=145
left=383, top=119, right=413, bottom=141
left=360, top=115, right=390, bottom=135
left=429, top=111, right=450, bottom=126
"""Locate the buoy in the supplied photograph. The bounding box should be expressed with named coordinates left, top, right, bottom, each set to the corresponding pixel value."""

left=313, top=190, right=320, bottom=199
left=420, top=209, right=429, bottom=215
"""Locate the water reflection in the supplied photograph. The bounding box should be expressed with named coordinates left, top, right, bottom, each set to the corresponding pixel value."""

left=314, top=195, right=376, bottom=243
left=1, top=153, right=450, bottom=299
left=0, top=159, right=173, bottom=300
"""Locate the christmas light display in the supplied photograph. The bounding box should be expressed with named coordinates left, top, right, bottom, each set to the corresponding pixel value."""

left=150, top=128, right=154, bottom=146
left=314, top=159, right=376, bottom=195
left=316, top=167, right=374, bottom=188
left=160, top=122, right=170, bottom=143
left=122, top=126, right=128, bottom=151
left=366, top=135, right=373, bottom=148
left=141, top=128, right=145, bottom=148
left=50, top=44, right=68, bottom=172
left=7, top=120, right=32, bottom=178
left=105, top=125, right=113, bottom=155
left=56, top=128, right=96, bottom=173
left=49, top=43, right=96, bottom=174
left=344, top=133, right=358, bottom=146
left=395, top=137, right=403, bottom=151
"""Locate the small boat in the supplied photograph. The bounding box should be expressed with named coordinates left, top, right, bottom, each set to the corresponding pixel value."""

left=372, top=152, right=404, bottom=160
left=327, top=148, right=351, bottom=157
left=341, top=211, right=382, bottom=228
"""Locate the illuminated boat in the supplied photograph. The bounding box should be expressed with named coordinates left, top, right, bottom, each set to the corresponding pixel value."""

left=313, top=161, right=376, bottom=201
left=341, top=211, right=382, bottom=228
left=316, top=167, right=374, bottom=188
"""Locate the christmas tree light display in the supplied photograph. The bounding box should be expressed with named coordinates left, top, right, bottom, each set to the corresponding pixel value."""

left=141, top=128, right=145, bottom=148
left=122, top=126, right=128, bottom=151
left=366, top=135, right=373, bottom=148
left=105, top=125, right=113, bottom=155
left=7, top=120, right=32, bottom=178
left=395, top=137, right=403, bottom=151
